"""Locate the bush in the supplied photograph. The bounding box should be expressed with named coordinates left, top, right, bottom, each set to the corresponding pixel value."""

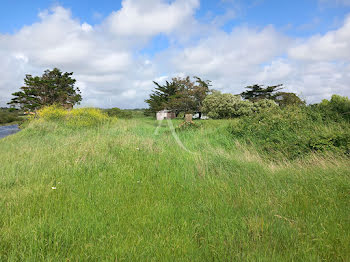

left=202, top=92, right=252, bottom=119
left=309, top=132, right=350, bottom=154
left=37, top=105, right=110, bottom=128
left=229, top=106, right=350, bottom=160
left=67, top=108, right=109, bottom=127
left=104, top=107, right=133, bottom=119
left=318, top=95, right=350, bottom=121
left=0, top=108, right=21, bottom=124
left=252, top=99, right=279, bottom=113
left=38, top=105, right=67, bottom=121
left=202, top=91, right=278, bottom=119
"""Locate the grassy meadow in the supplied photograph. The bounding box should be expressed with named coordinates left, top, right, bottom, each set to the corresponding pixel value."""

left=1, top=115, right=350, bottom=261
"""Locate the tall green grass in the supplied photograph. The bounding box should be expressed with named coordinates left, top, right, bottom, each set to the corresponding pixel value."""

left=230, top=106, right=350, bottom=160
left=0, top=117, right=349, bottom=261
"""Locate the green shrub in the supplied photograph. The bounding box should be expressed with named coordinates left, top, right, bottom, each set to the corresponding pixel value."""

left=229, top=106, right=350, bottom=160
left=252, top=99, right=279, bottom=113
left=309, top=132, right=350, bottom=154
left=0, top=109, right=21, bottom=124
left=104, top=107, right=133, bottom=119
left=202, top=91, right=278, bottom=119
left=318, top=95, right=350, bottom=121
left=202, top=92, right=251, bottom=119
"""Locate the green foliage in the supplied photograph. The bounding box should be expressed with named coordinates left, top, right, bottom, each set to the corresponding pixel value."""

left=145, top=76, right=211, bottom=115
left=8, top=68, right=82, bottom=111
left=251, top=98, right=279, bottom=113
left=274, top=92, right=305, bottom=107
left=229, top=106, right=350, bottom=160
left=318, top=94, right=350, bottom=121
left=145, top=80, right=178, bottom=115
left=202, top=92, right=277, bottom=119
left=36, top=105, right=110, bottom=128
left=241, top=84, right=283, bottom=101
left=202, top=92, right=250, bottom=119
left=0, top=108, right=22, bottom=124
left=309, top=132, right=350, bottom=154
left=104, top=107, right=133, bottom=119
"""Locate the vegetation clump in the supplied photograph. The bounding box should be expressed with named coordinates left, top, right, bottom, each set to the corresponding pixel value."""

left=229, top=105, right=350, bottom=160
left=0, top=108, right=22, bottom=125
left=202, top=91, right=278, bottom=119
left=8, top=68, right=82, bottom=111
left=145, top=76, right=211, bottom=117
left=36, top=105, right=110, bottom=128
left=104, top=107, right=133, bottom=119
left=176, top=120, right=201, bottom=131
left=318, top=94, right=350, bottom=121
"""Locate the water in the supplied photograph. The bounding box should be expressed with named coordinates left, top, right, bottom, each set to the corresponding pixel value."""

left=0, top=125, right=20, bottom=139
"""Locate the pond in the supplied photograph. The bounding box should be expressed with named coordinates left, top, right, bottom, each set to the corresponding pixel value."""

left=0, top=125, right=20, bottom=139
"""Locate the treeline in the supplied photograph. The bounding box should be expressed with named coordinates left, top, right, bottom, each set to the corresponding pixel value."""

left=103, top=108, right=145, bottom=119
left=144, top=77, right=307, bottom=118
left=0, top=108, right=22, bottom=125
left=230, top=95, right=350, bottom=160
left=145, top=76, right=350, bottom=160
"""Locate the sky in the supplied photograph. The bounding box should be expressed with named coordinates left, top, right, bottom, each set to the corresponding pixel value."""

left=0, top=0, right=350, bottom=108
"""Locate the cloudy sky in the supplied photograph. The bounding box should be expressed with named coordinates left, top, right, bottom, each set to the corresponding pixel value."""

left=1, top=0, right=350, bottom=108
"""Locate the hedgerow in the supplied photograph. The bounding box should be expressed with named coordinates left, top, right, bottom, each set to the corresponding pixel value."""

left=229, top=106, right=350, bottom=160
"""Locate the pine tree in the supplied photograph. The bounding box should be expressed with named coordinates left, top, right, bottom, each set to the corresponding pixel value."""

left=8, top=68, right=82, bottom=111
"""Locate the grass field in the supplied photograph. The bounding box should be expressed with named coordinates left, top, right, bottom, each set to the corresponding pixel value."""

left=1, top=118, right=350, bottom=261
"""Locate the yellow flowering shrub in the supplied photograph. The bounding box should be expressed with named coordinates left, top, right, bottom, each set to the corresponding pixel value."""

left=67, top=108, right=109, bottom=127
left=36, top=105, right=111, bottom=128
left=38, top=105, right=67, bottom=121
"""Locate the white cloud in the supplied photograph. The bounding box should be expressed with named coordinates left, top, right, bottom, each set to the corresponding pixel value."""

left=159, top=16, right=350, bottom=103
left=289, top=15, right=350, bottom=62
left=158, top=25, right=291, bottom=94
left=0, top=2, right=349, bottom=108
left=105, top=0, right=199, bottom=37
left=0, top=5, right=163, bottom=108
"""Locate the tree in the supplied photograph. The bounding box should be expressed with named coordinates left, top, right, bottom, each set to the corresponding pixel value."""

left=8, top=68, right=82, bottom=111
left=145, top=76, right=211, bottom=117
left=319, top=95, right=350, bottom=121
left=144, top=80, right=177, bottom=115
left=241, top=84, right=283, bottom=102
left=273, top=92, right=305, bottom=107
left=166, top=77, right=197, bottom=115
left=192, top=76, right=212, bottom=118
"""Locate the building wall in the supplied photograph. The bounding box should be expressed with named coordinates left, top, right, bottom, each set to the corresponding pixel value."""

left=156, top=111, right=176, bottom=120
left=156, top=112, right=167, bottom=120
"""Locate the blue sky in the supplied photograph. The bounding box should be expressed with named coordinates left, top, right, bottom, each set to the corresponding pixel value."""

left=1, top=0, right=349, bottom=35
left=0, top=0, right=350, bottom=108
